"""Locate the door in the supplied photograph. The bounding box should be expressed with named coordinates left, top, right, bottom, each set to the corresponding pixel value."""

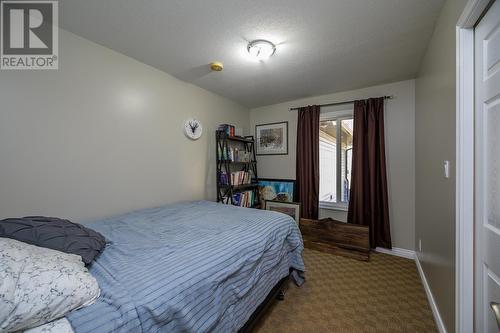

left=475, top=1, right=500, bottom=332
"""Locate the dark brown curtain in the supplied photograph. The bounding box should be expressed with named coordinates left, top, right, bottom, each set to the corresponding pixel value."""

left=347, top=98, right=392, bottom=249
left=296, top=105, right=320, bottom=219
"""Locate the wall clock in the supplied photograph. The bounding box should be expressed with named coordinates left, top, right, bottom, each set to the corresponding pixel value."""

left=184, top=118, right=203, bottom=140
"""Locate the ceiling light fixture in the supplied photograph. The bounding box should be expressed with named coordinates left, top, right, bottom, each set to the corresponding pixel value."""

left=247, top=40, right=276, bottom=60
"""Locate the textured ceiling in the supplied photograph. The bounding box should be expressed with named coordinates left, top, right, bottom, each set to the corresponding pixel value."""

left=60, top=0, right=444, bottom=108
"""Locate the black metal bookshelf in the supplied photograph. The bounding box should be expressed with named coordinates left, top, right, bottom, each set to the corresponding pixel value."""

left=216, top=130, right=260, bottom=208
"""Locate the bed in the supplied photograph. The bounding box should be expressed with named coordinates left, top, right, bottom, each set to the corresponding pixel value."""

left=26, top=200, right=305, bottom=333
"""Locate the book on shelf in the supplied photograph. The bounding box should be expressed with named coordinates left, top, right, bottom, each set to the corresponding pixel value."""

left=218, top=171, right=228, bottom=185
left=217, top=145, right=229, bottom=160
left=217, top=146, right=251, bottom=163
left=218, top=124, right=235, bottom=137
left=218, top=171, right=252, bottom=186
left=232, top=171, right=252, bottom=186
left=223, top=190, right=255, bottom=208
left=234, top=149, right=250, bottom=162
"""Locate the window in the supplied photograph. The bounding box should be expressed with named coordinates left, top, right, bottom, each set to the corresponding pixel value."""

left=319, top=111, right=353, bottom=210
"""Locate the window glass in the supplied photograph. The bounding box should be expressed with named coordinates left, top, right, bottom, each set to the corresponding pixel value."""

left=319, top=116, right=353, bottom=206
left=319, top=119, right=337, bottom=203
left=340, top=119, right=353, bottom=202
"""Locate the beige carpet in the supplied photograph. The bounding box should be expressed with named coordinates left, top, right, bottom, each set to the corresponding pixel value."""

left=253, top=249, right=437, bottom=333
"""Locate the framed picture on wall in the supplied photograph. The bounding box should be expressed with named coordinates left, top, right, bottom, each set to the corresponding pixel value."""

left=255, top=121, right=288, bottom=155
left=265, top=200, right=300, bottom=224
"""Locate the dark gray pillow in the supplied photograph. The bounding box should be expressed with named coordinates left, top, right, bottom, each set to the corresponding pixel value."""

left=0, top=216, right=106, bottom=264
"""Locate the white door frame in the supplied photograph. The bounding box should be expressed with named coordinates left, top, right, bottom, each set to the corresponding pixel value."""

left=456, top=1, right=492, bottom=332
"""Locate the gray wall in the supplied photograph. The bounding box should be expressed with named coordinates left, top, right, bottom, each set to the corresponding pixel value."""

left=250, top=80, right=416, bottom=251
left=414, top=0, right=468, bottom=331
left=0, top=30, right=249, bottom=221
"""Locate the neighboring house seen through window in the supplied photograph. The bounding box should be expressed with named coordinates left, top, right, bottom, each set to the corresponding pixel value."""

left=319, top=109, right=353, bottom=210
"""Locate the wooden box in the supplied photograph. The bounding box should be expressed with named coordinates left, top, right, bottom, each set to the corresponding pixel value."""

left=299, top=218, right=370, bottom=261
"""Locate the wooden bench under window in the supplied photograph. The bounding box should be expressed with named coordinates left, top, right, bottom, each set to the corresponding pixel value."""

left=299, top=218, right=370, bottom=261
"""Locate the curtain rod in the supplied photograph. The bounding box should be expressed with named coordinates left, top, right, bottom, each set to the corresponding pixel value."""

left=288, top=95, right=394, bottom=111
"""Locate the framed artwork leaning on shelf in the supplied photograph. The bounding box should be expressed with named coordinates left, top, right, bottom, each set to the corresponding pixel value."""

left=257, top=178, right=295, bottom=209
left=265, top=201, right=301, bottom=224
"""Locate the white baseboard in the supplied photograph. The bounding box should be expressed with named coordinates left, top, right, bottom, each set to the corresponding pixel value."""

left=374, top=247, right=447, bottom=332
left=375, top=246, right=415, bottom=260
left=415, top=254, right=447, bottom=333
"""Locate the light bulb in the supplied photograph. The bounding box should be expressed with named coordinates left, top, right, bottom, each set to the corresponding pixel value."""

left=247, top=40, right=276, bottom=60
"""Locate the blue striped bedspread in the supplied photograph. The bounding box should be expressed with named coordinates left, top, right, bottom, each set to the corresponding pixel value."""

left=66, top=201, right=305, bottom=333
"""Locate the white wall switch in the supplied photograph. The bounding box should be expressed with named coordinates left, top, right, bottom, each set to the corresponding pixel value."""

left=443, top=160, right=450, bottom=179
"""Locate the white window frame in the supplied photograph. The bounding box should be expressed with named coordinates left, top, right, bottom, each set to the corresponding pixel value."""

left=319, top=108, right=353, bottom=211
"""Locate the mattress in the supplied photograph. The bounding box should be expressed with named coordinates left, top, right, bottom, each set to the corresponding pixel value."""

left=48, top=200, right=305, bottom=333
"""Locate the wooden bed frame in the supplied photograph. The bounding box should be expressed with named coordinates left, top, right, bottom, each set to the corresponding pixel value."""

left=238, top=274, right=289, bottom=333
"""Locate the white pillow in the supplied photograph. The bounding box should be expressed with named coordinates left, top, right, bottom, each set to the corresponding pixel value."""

left=0, top=238, right=100, bottom=332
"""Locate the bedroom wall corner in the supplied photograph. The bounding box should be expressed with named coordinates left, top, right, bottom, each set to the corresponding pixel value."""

left=414, top=0, right=468, bottom=331
left=0, top=29, right=250, bottom=221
